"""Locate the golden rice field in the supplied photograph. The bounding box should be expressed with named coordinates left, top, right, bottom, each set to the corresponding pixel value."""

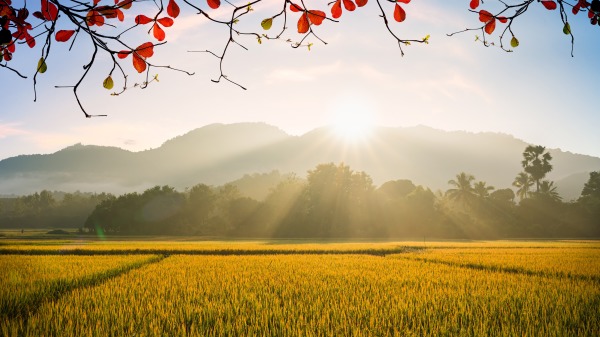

left=1, top=239, right=599, bottom=336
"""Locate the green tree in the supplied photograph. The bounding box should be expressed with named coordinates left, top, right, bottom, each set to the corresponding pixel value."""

left=490, top=189, right=515, bottom=204
left=513, top=172, right=534, bottom=201
left=580, top=171, right=600, bottom=199
left=186, top=184, right=216, bottom=230
left=377, top=180, right=416, bottom=200
left=473, top=181, right=495, bottom=199
left=304, top=163, right=375, bottom=237
left=537, top=180, right=562, bottom=202
left=521, top=145, right=553, bottom=193
left=446, top=172, right=476, bottom=206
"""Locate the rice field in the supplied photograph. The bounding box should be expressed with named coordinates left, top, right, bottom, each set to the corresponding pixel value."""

left=1, top=239, right=598, bottom=336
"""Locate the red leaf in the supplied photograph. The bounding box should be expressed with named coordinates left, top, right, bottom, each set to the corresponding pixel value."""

left=55, top=29, right=75, bottom=42
left=541, top=0, right=557, bottom=10
left=167, top=0, right=180, bottom=18
left=135, top=42, right=154, bottom=58
left=397, top=0, right=411, bottom=3
left=343, top=0, right=356, bottom=11
left=117, top=51, right=130, bottom=59
left=497, top=16, right=508, bottom=23
left=3, top=51, right=12, bottom=61
left=132, top=53, right=146, bottom=73
left=478, top=9, right=493, bottom=23
left=484, top=18, right=496, bottom=34
left=307, top=10, right=326, bottom=25
left=356, top=0, right=367, bottom=7
left=572, top=4, right=580, bottom=15
left=26, top=35, right=35, bottom=48
left=117, top=9, right=124, bottom=21
left=135, top=15, right=153, bottom=25
left=289, top=3, right=302, bottom=12
left=94, top=0, right=101, bottom=5
left=157, top=17, right=174, bottom=27
left=41, top=0, right=58, bottom=21
left=153, top=24, right=165, bottom=41
left=331, top=0, right=342, bottom=19
left=470, top=0, right=479, bottom=10
left=33, top=11, right=45, bottom=20
left=297, top=12, right=309, bottom=33
left=207, top=0, right=220, bottom=9
left=393, top=4, right=406, bottom=22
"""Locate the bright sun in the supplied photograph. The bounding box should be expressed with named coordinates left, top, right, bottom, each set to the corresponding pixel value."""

left=332, top=106, right=374, bottom=141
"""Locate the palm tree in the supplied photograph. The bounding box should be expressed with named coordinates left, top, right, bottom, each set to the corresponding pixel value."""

left=538, top=180, right=562, bottom=202
left=446, top=172, right=476, bottom=206
left=513, top=172, right=534, bottom=201
left=473, top=181, right=495, bottom=198
left=521, top=145, right=553, bottom=192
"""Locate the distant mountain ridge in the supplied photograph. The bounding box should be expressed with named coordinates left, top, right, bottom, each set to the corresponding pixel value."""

left=1, top=123, right=598, bottom=200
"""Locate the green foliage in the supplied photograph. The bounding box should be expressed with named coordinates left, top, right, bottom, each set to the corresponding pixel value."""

left=581, top=171, right=600, bottom=199
left=521, top=145, right=553, bottom=192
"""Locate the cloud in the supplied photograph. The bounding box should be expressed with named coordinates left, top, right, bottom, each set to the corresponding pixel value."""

left=0, top=123, right=28, bottom=139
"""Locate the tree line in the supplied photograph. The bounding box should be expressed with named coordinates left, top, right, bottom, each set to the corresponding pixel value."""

left=1, top=145, right=599, bottom=238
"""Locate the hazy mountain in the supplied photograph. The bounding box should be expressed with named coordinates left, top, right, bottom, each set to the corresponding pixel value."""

left=1, top=123, right=598, bottom=198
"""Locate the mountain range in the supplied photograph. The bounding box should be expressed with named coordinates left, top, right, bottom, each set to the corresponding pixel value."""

left=1, top=123, right=599, bottom=200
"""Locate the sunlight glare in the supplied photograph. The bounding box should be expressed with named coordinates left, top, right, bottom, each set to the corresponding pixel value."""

left=332, top=104, right=374, bottom=142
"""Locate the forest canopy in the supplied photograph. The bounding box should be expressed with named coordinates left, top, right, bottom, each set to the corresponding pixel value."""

left=2, top=153, right=599, bottom=238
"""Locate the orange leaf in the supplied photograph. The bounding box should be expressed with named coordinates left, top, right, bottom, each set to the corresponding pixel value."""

left=497, top=16, right=508, bottom=23
left=469, top=0, right=479, bottom=10
left=135, top=42, right=154, bottom=58
left=132, top=53, right=146, bottom=73
left=98, top=7, right=118, bottom=19
left=117, top=9, right=124, bottom=21
left=343, top=0, right=356, bottom=11
left=157, top=17, right=174, bottom=27
left=393, top=4, right=406, bottom=22
left=397, top=0, right=411, bottom=3
left=153, top=24, right=165, bottom=41
left=297, top=13, right=310, bottom=34
left=478, top=9, right=493, bottom=23
left=289, top=3, right=303, bottom=12
left=55, top=30, right=75, bottom=42
left=135, top=15, right=153, bottom=25
left=308, top=10, right=326, bottom=25
left=207, top=0, right=220, bottom=9
left=356, top=0, right=368, bottom=7
left=117, top=51, right=131, bottom=59
left=117, top=0, right=133, bottom=10
left=167, top=0, right=180, bottom=18
left=87, top=11, right=105, bottom=26
left=484, top=18, right=496, bottom=34
left=541, top=0, right=557, bottom=10
left=331, top=0, right=342, bottom=19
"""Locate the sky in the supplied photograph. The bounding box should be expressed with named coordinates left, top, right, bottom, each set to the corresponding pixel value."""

left=1, top=0, right=599, bottom=161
